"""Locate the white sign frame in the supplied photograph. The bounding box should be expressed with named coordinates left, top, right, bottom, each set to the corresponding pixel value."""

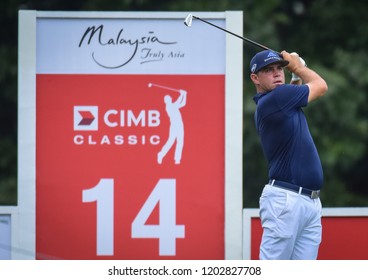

left=17, top=10, right=243, bottom=259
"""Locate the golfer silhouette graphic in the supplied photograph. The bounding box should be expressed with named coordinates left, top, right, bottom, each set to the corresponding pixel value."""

left=157, top=89, right=187, bottom=164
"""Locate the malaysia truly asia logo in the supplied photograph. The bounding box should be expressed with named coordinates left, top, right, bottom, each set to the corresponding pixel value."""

left=78, top=25, right=184, bottom=69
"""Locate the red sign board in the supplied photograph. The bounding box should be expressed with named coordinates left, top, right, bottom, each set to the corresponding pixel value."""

left=35, top=15, right=229, bottom=259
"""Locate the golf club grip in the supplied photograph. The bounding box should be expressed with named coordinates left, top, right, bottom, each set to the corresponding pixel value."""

left=193, top=16, right=281, bottom=57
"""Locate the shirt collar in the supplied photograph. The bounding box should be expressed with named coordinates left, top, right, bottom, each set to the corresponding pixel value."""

left=253, top=92, right=267, bottom=104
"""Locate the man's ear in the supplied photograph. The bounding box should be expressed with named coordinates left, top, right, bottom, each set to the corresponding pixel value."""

left=250, top=73, right=259, bottom=85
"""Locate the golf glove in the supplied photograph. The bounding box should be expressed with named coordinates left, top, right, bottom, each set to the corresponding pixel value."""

left=290, top=53, right=306, bottom=82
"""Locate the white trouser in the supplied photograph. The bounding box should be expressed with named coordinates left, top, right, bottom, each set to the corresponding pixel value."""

left=259, top=184, right=322, bottom=260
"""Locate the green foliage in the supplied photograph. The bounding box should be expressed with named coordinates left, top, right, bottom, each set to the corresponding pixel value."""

left=243, top=0, right=368, bottom=207
left=1, top=0, right=367, bottom=207
left=0, top=0, right=18, bottom=205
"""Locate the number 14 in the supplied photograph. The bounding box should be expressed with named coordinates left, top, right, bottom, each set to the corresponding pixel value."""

left=82, top=178, right=185, bottom=256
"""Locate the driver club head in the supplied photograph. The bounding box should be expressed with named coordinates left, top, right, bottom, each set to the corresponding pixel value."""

left=184, top=14, right=193, bottom=27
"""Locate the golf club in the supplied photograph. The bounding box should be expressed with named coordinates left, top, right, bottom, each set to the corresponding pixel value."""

left=148, top=83, right=181, bottom=93
left=184, top=14, right=280, bottom=55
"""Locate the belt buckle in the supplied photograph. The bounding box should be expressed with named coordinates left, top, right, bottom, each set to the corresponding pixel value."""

left=310, top=190, right=320, bottom=199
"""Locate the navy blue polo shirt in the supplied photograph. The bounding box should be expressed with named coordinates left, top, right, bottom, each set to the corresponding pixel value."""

left=253, top=84, right=323, bottom=190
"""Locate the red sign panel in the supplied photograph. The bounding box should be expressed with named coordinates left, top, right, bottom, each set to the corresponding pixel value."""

left=36, top=74, right=225, bottom=259
left=250, top=216, right=368, bottom=260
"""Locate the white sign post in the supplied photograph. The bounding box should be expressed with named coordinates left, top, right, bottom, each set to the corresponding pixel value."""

left=18, top=10, right=243, bottom=260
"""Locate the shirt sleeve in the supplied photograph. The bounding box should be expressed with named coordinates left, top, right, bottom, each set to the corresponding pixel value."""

left=274, top=84, right=309, bottom=115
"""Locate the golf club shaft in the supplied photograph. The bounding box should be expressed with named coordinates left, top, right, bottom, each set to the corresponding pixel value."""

left=149, top=83, right=180, bottom=93
left=193, top=16, right=280, bottom=55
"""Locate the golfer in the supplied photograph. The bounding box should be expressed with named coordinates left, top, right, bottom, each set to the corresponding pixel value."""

left=157, top=89, right=187, bottom=164
left=250, top=50, right=328, bottom=259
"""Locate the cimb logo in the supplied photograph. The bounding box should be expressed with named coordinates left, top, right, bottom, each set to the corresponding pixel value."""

left=73, top=105, right=161, bottom=146
left=74, top=106, right=98, bottom=131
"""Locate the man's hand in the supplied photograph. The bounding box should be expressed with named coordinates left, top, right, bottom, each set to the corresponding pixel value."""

left=281, top=50, right=328, bottom=103
left=281, top=50, right=305, bottom=73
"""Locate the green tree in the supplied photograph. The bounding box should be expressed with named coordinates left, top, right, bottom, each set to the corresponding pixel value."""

left=243, top=0, right=368, bottom=207
left=1, top=0, right=367, bottom=207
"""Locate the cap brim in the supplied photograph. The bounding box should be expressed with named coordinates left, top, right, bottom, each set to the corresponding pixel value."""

left=257, top=60, right=289, bottom=72
left=271, top=60, right=289, bottom=68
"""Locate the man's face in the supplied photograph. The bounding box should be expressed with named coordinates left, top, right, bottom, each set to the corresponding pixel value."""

left=251, top=63, right=285, bottom=93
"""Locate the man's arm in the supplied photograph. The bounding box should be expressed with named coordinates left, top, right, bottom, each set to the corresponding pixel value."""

left=282, top=50, right=328, bottom=103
